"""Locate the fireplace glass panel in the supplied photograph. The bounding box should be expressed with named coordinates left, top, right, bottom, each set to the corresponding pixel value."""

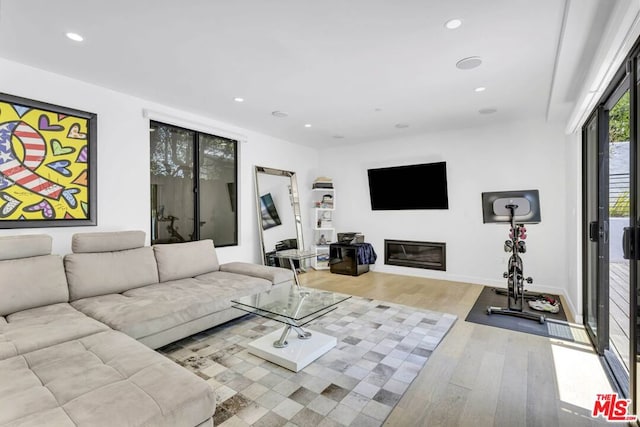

left=384, top=240, right=446, bottom=271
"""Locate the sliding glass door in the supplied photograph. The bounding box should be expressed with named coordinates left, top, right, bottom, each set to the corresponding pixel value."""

left=583, top=44, right=639, bottom=414
left=608, top=88, right=631, bottom=386
left=632, top=51, right=640, bottom=418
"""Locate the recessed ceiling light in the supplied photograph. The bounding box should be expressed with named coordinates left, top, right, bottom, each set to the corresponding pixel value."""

left=479, top=108, right=497, bottom=114
left=65, top=32, right=84, bottom=42
left=456, top=56, right=482, bottom=70
left=474, top=87, right=486, bottom=92
left=272, top=111, right=288, bottom=118
left=333, top=135, right=345, bottom=139
left=304, top=124, right=312, bottom=128
left=395, top=123, right=409, bottom=129
left=445, top=19, right=462, bottom=30
left=233, top=97, right=244, bottom=102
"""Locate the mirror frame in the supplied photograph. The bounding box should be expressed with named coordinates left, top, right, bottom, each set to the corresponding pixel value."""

left=254, top=166, right=305, bottom=264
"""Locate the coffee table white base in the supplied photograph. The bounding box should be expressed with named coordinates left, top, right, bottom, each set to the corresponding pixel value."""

left=246, top=327, right=337, bottom=372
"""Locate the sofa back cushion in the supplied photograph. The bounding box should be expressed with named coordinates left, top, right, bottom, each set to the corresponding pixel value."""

left=65, top=247, right=160, bottom=300
left=153, top=240, right=219, bottom=282
left=0, top=234, right=68, bottom=316
left=0, top=234, right=52, bottom=260
left=72, top=230, right=146, bottom=253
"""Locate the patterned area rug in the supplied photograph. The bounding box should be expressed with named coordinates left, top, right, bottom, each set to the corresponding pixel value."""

left=158, top=294, right=457, bottom=427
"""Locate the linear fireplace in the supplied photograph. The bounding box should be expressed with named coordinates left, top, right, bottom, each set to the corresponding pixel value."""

left=384, top=239, right=446, bottom=271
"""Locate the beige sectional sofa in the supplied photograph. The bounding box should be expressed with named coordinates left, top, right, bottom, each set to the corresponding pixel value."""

left=0, top=231, right=293, bottom=426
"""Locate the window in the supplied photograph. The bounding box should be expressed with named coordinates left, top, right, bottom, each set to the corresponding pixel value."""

left=150, top=121, right=238, bottom=246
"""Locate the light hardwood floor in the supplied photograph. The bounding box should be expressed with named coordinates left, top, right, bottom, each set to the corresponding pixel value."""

left=299, top=270, right=614, bottom=427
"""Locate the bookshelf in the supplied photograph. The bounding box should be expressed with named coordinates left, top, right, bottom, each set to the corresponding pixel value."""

left=311, top=187, right=335, bottom=270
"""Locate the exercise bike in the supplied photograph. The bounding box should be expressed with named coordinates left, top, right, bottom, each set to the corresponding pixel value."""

left=482, top=190, right=545, bottom=324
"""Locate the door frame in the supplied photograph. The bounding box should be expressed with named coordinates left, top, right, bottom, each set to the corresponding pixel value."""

left=628, top=49, right=638, bottom=417
left=582, top=106, right=610, bottom=355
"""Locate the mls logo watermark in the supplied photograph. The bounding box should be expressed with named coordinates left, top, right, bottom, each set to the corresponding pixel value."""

left=592, top=393, right=637, bottom=422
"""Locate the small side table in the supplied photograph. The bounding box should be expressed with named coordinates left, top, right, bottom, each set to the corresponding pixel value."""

left=329, top=243, right=373, bottom=276
left=273, top=249, right=317, bottom=289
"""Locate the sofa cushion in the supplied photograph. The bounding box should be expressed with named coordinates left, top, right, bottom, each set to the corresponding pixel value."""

left=153, top=240, right=220, bottom=282
left=220, top=262, right=293, bottom=285
left=0, top=234, right=52, bottom=261
left=0, top=330, right=215, bottom=426
left=129, top=272, right=271, bottom=301
left=71, top=230, right=146, bottom=253
left=71, top=273, right=270, bottom=341
left=0, top=255, right=69, bottom=316
left=64, top=247, right=160, bottom=301
left=0, top=303, right=110, bottom=361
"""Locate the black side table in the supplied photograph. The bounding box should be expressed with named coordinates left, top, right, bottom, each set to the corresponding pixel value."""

left=329, top=243, right=374, bottom=276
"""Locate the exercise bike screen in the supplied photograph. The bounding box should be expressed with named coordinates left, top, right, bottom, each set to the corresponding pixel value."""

left=481, top=189, right=541, bottom=224
left=493, top=197, right=531, bottom=216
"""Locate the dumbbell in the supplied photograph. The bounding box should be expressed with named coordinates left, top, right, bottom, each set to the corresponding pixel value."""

left=517, top=241, right=526, bottom=253
left=519, top=225, right=527, bottom=238
left=504, top=240, right=513, bottom=252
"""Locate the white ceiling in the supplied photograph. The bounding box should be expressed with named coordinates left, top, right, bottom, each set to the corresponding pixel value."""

left=0, top=0, right=617, bottom=147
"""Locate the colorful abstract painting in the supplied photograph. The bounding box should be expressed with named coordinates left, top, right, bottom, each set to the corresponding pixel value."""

left=0, top=93, right=96, bottom=228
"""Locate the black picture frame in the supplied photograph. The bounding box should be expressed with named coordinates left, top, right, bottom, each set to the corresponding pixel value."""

left=0, top=92, right=97, bottom=228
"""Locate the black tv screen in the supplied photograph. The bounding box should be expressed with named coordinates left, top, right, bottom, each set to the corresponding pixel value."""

left=368, top=162, right=449, bottom=210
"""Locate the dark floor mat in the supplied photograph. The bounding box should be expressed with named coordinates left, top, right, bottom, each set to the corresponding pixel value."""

left=465, top=286, right=574, bottom=341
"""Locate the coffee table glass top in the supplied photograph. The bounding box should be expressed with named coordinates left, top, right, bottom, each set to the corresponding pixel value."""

left=273, top=249, right=318, bottom=260
left=232, top=285, right=351, bottom=325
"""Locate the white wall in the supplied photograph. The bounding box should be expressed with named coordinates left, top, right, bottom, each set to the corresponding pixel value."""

left=319, top=119, right=569, bottom=296
left=0, top=57, right=581, bottom=313
left=0, top=57, right=318, bottom=261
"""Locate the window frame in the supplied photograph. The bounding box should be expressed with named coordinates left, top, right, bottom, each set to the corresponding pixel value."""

left=150, top=120, right=238, bottom=247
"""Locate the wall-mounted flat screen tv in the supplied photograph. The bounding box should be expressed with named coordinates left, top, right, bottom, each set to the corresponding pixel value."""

left=367, top=162, right=449, bottom=210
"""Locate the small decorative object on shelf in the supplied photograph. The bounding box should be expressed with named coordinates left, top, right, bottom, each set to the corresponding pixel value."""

left=314, top=194, right=334, bottom=208
left=312, top=177, right=335, bottom=270
left=312, top=176, right=334, bottom=189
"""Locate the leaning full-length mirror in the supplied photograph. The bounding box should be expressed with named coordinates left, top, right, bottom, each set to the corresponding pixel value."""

left=254, top=166, right=305, bottom=265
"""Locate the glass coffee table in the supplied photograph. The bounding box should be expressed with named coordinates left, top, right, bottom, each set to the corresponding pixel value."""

left=232, top=284, right=351, bottom=371
left=269, top=249, right=318, bottom=290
